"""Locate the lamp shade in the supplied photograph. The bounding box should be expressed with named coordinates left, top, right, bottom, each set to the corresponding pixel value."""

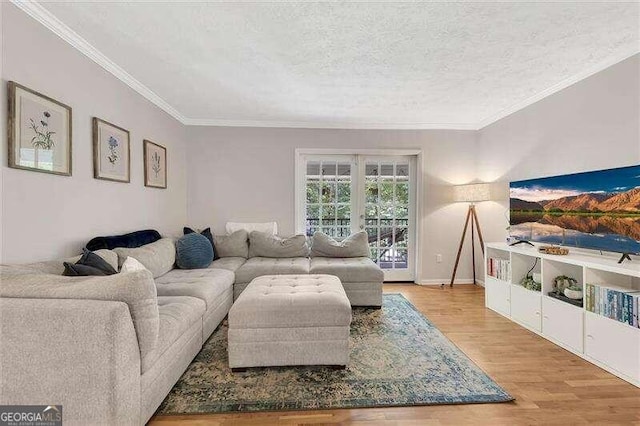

left=453, top=183, right=491, bottom=203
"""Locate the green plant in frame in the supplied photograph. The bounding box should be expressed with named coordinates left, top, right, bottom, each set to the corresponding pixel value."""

left=152, top=151, right=161, bottom=177
left=29, top=111, right=56, bottom=150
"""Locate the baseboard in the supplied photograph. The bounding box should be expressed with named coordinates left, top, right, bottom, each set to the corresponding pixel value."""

left=418, top=279, right=485, bottom=287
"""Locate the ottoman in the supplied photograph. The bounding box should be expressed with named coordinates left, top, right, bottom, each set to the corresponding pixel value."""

left=228, top=274, right=352, bottom=370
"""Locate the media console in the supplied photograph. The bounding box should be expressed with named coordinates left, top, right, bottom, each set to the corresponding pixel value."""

left=485, top=242, right=640, bottom=388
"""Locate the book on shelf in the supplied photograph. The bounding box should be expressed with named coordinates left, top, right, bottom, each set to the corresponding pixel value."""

left=487, top=258, right=511, bottom=282
left=585, top=283, right=640, bottom=328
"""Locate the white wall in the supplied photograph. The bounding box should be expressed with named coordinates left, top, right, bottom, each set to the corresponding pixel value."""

left=1, top=3, right=188, bottom=263
left=477, top=54, right=640, bottom=246
left=187, top=126, right=479, bottom=283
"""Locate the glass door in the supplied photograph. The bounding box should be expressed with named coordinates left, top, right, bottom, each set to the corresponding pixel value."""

left=359, top=156, right=415, bottom=282
left=300, top=154, right=416, bottom=282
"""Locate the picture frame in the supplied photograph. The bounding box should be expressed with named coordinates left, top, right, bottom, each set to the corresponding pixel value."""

left=8, top=81, right=72, bottom=176
left=143, top=139, right=167, bottom=189
left=93, top=117, right=130, bottom=183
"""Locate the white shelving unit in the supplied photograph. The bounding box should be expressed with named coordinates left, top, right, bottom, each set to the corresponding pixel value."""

left=485, top=242, right=640, bottom=387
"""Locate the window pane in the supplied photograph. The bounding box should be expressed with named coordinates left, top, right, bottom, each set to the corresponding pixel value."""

left=321, top=182, right=334, bottom=203
left=321, top=162, right=337, bottom=177
left=337, top=182, right=350, bottom=203
left=306, top=162, right=321, bottom=176
left=396, top=182, right=409, bottom=204
left=395, top=205, right=408, bottom=219
left=337, top=227, right=350, bottom=238
left=337, top=163, right=351, bottom=180
left=365, top=183, right=378, bottom=203
left=337, top=204, right=350, bottom=219
left=306, top=182, right=320, bottom=204
left=380, top=164, right=394, bottom=177
left=322, top=227, right=335, bottom=237
left=306, top=204, right=320, bottom=220
left=322, top=204, right=336, bottom=221
left=379, top=182, right=394, bottom=203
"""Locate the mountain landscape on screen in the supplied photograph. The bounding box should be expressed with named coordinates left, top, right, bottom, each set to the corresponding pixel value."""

left=509, top=165, right=640, bottom=255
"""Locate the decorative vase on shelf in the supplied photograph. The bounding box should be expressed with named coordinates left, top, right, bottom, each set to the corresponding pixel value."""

left=563, top=287, right=583, bottom=300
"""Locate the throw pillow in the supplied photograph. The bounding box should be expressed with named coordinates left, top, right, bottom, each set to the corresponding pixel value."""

left=249, top=231, right=310, bottom=258
left=66, top=249, right=119, bottom=272
left=86, top=229, right=162, bottom=251
left=63, top=248, right=118, bottom=276
left=212, top=230, right=249, bottom=258
left=310, top=231, right=370, bottom=258
left=114, top=238, right=176, bottom=278
left=176, top=233, right=214, bottom=269
left=120, top=256, right=148, bottom=273
left=184, top=227, right=219, bottom=260
left=226, top=222, right=278, bottom=235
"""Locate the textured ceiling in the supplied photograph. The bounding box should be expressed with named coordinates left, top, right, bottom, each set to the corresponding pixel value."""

left=36, top=2, right=640, bottom=128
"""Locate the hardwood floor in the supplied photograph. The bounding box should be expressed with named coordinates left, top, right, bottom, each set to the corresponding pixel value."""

left=149, top=284, right=640, bottom=425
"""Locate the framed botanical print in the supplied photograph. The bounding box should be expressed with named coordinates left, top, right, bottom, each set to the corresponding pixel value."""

left=143, top=139, right=167, bottom=189
left=8, top=81, right=72, bottom=176
left=93, top=118, right=130, bottom=183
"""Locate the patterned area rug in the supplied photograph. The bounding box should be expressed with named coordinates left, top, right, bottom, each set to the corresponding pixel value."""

left=157, top=294, right=513, bottom=414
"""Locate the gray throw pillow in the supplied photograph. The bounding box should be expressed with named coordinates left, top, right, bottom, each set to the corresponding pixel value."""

left=249, top=231, right=310, bottom=258
left=311, top=231, right=370, bottom=258
left=212, top=230, right=249, bottom=258
left=114, top=238, right=176, bottom=278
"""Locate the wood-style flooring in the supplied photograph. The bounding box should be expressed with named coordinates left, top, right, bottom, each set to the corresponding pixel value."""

left=149, top=284, right=640, bottom=425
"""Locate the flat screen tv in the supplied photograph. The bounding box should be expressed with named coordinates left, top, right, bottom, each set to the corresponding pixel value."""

left=509, top=164, right=640, bottom=256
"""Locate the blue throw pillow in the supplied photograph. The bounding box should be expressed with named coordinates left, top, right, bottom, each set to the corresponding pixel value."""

left=176, top=233, right=214, bottom=269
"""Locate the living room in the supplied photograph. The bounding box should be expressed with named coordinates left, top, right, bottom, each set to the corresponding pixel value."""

left=1, top=2, right=639, bottom=425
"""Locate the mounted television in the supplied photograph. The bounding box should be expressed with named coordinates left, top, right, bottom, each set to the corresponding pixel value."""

left=509, top=164, right=640, bottom=258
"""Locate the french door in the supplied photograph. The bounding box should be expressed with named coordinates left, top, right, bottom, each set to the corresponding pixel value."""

left=298, top=153, right=417, bottom=282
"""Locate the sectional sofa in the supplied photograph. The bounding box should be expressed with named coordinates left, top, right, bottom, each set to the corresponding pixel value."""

left=0, top=229, right=383, bottom=425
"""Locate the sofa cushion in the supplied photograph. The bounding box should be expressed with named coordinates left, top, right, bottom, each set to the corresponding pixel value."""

left=248, top=232, right=310, bottom=258
left=86, top=229, right=162, bottom=251
left=213, top=230, right=249, bottom=258
left=235, top=257, right=310, bottom=284
left=310, top=231, right=370, bottom=258
left=154, top=268, right=234, bottom=310
left=309, top=257, right=384, bottom=282
left=208, top=257, right=246, bottom=272
left=0, top=266, right=159, bottom=361
left=141, top=296, right=205, bottom=373
left=114, top=238, right=175, bottom=278
left=175, top=233, right=213, bottom=269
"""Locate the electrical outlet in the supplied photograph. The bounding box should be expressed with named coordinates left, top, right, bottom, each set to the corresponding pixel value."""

left=436, top=254, right=442, bottom=263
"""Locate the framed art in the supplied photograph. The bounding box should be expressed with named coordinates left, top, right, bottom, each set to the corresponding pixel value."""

left=93, top=117, right=130, bottom=183
left=143, top=139, right=167, bottom=188
left=8, top=81, right=72, bottom=176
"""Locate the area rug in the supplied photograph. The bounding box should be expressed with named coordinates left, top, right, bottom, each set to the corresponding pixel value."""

left=157, top=294, right=513, bottom=414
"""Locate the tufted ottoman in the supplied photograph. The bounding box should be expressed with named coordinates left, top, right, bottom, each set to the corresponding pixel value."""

left=227, top=274, right=352, bottom=370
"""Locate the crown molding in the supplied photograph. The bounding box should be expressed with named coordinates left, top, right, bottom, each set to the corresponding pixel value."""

left=476, top=48, right=640, bottom=130
left=12, top=1, right=640, bottom=131
left=11, top=0, right=187, bottom=124
left=182, top=117, right=479, bottom=130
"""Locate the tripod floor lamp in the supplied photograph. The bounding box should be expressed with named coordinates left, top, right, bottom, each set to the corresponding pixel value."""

left=449, top=183, right=491, bottom=287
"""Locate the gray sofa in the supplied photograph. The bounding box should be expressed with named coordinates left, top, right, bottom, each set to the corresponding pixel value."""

left=0, top=230, right=383, bottom=425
